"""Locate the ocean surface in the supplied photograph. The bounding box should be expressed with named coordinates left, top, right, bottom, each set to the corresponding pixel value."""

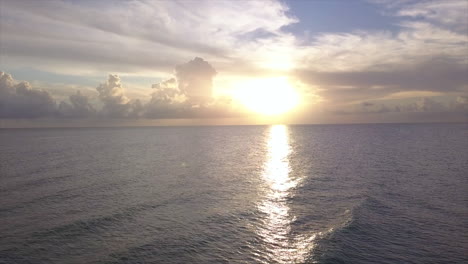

left=1, top=123, right=467, bottom=264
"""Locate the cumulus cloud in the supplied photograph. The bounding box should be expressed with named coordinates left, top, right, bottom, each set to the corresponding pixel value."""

left=96, top=74, right=129, bottom=105
left=95, top=74, right=144, bottom=118
left=1, top=55, right=245, bottom=121
left=58, top=90, right=96, bottom=118
left=145, top=78, right=189, bottom=119
left=175, top=57, right=217, bottom=99
left=0, top=72, right=56, bottom=118
left=144, top=57, right=218, bottom=116
left=145, top=57, right=243, bottom=119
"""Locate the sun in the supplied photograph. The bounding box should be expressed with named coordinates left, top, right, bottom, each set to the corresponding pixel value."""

left=233, top=77, right=300, bottom=115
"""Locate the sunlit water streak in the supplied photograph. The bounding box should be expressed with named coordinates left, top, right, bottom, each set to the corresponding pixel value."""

left=257, top=125, right=316, bottom=264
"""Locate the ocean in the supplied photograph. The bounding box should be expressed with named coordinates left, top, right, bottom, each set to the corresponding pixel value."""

left=1, top=123, right=467, bottom=263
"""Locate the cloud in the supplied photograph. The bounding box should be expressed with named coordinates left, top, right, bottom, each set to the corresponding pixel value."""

left=288, top=1, right=468, bottom=123
left=144, top=95, right=242, bottom=119
left=58, top=90, right=96, bottom=118
left=144, top=58, right=243, bottom=119
left=145, top=78, right=189, bottom=119
left=175, top=57, right=217, bottom=99
left=299, top=24, right=466, bottom=73
left=294, top=0, right=467, bottom=81
left=394, top=0, right=468, bottom=33
left=289, top=0, right=467, bottom=116
left=452, top=96, right=468, bottom=111
left=329, top=96, right=467, bottom=116
left=297, top=57, right=468, bottom=104
left=96, top=74, right=130, bottom=106
left=1, top=56, right=245, bottom=120
left=412, top=97, right=445, bottom=112
left=1, top=0, right=296, bottom=74
left=95, top=74, right=144, bottom=118
left=0, top=72, right=56, bottom=118
left=96, top=74, right=130, bottom=117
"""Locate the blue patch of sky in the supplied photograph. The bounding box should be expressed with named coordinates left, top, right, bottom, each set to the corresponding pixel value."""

left=282, top=0, right=402, bottom=36
left=5, top=67, right=163, bottom=88
left=238, top=28, right=280, bottom=42
left=5, top=67, right=101, bottom=86
left=120, top=76, right=164, bottom=88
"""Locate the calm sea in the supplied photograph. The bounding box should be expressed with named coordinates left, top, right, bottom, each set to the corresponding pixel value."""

left=1, top=123, right=467, bottom=264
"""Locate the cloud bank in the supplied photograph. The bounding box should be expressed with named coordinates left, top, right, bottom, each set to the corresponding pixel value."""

left=0, top=72, right=56, bottom=118
left=1, top=58, right=245, bottom=120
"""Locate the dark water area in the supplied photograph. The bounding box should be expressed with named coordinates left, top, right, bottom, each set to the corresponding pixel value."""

left=1, top=123, right=467, bottom=263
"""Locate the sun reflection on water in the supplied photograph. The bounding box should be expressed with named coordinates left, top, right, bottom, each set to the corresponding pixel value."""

left=257, top=125, right=316, bottom=264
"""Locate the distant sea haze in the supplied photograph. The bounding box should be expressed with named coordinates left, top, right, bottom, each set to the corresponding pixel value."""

left=1, top=123, right=467, bottom=263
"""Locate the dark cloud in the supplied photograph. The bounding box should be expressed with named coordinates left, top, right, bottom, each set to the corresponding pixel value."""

left=330, top=96, right=467, bottom=117
left=58, top=90, right=96, bottom=118
left=390, top=97, right=448, bottom=113
left=297, top=58, right=468, bottom=103
left=0, top=72, right=56, bottom=118
left=361, top=102, right=374, bottom=107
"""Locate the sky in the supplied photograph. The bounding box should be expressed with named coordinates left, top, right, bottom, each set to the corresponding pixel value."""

left=0, top=0, right=467, bottom=127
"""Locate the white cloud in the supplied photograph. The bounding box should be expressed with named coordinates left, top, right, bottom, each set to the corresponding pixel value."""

left=293, top=0, right=467, bottom=117
left=95, top=74, right=148, bottom=118
left=145, top=58, right=244, bottom=119
left=1, top=0, right=297, bottom=75
left=299, top=23, right=467, bottom=72
left=395, top=0, right=468, bottom=33
left=175, top=57, right=217, bottom=99
left=96, top=74, right=129, bottom=106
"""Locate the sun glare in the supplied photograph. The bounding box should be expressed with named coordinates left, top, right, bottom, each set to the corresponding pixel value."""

left=233, top=77, right=300, bottom=116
